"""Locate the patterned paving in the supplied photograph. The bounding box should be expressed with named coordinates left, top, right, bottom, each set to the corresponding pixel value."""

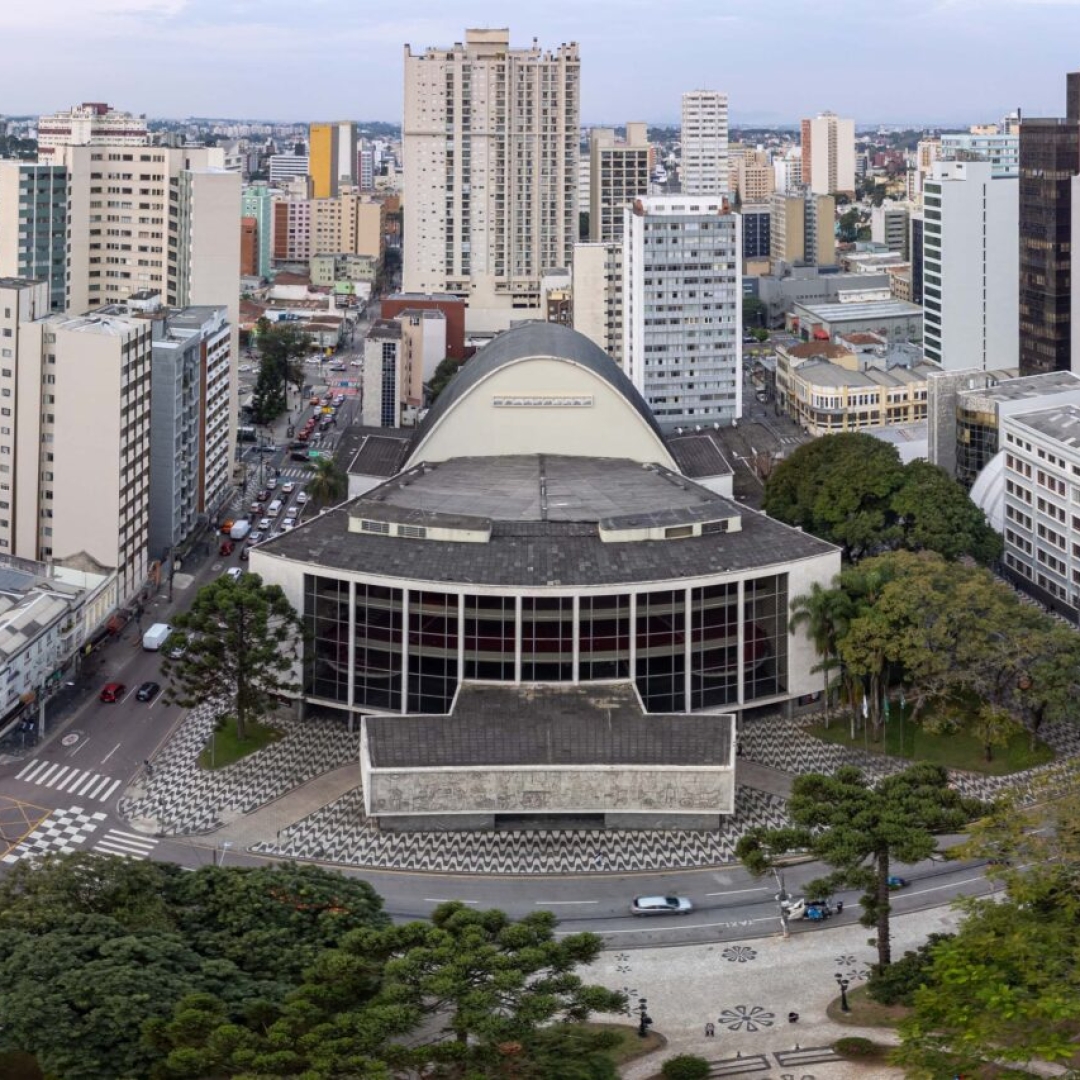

left=117, top=694, right=1080, bottom=874
left=118, top=702, right=360, bottom=836
left=249, top=784, right=792, bottom=873
left=1, top=805, right=107, bottom=864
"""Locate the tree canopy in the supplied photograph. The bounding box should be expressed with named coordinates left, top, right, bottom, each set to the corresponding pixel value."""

left=0, top=856, right=624, bottom=1080
left=892, top=790, right=1080, bottom=1076
left=251, top=318, right=309, bottom=423
left=736, top=763, right=979, bottom=968
left=306, top=455, right=349, bottom=507
left=763, top=432, right=1001, bottom=564
left=0, top=857, right=389, bottom=1080
left=163, top=571, right=304, bottom=739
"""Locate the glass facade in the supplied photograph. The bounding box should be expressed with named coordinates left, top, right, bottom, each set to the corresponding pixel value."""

left=305, top=573, right=789, bottom=714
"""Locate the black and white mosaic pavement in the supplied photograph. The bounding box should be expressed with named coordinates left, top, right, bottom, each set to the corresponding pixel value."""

left=118, top=697, right=1080, bottom=873
left=1, top=805, right=107, bottom=864
left=118, top=702, right=359, bottom=836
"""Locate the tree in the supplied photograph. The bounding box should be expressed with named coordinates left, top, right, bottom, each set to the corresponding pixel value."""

left=428, top=355, right=463, bottom=402
left=789, top=580, right=853, bottom=725
left=251, top=360, right=287, bottom=425
left=893, top=854, right=1080, bottom=1077
left=764, top=433, right=906, bottom=561
left=890, top=460, right=1001, bottom=565
left=257, top=317, right=310, bottom=397
left=838, top=208, right=860, bottom=243
left=736, top=764, right=979, bottom=968
left=764, top=434, right=1003, bottom=565
left=162, top=572, right=303, bottom=740
left=742, top=296, right=766, bottom=328
left=306, top=456, right=349, bottom=507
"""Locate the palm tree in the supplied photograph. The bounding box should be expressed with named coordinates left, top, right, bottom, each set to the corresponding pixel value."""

left=307, top=457, right=349, bottom=507
left=789, top=580, right=852, bottom=727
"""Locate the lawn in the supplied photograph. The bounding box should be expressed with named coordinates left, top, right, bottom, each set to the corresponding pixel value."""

left=579, top=1022, right=665, bottom=1066
left=827, top=985, right=910, bottom=1028
left=198, top=715, right=282, bottom=769
left=808, top=703, right=1054, bottom=775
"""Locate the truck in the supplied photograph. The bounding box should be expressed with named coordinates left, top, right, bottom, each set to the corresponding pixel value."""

left=142, top=623, right=173, bottom=651
left=230, top=519, right=252, bottom=541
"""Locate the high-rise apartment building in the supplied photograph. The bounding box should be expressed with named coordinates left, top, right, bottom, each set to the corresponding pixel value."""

left=358, top=142, right=375, bottom=191
left=680, top=91, right=729, bottom=196
left=571, top=241, right=623, bottom=360
left=769, top=191, right=836, bottom=268
left=241, top=183, right=275, bottom=278
left=1019, top=73, right=1080, bottom=376
left=730, top=145, right=774, bottom=204
left=309, top=121, right=357, bottom=198
left=403, top=28, right=580, bottom=332
left=588, top=123, right=650, bottom=243
left=36, top=102, right=148, bottom=162
left=0, top=163, right=69, bottom=310
left=623, top=195, right=742, bottom=428
left=0, top=280, right=153, bottom=602
left=923, top=160, right=1018, bottom=371
left=145, top=300, right=233, bottom=557
left=800, top=112, right=856, bottom=196
left=268, top=154, right=310, bottom=185
left=772, top=151, right=802, bottom=193
left=271, top=191, right=384, bottom=268
left=741, top=204, right=771, bottom=262
left=871, top=203, right=910, bottom=257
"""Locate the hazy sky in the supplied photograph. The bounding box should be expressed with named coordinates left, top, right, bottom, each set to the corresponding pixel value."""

left=5, top=0, right=1080, bottom=126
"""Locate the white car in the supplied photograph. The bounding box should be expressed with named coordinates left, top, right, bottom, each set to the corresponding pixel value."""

left=630, top=895, right=694, bottom=916
left=295, top=491, right=308, bottom=504
left=282, top=516, right=297, bottom=529
left=350, top=359, right=362, bottom=367
left=224, top=567, right=244, bottom=583
left=305, top=357, right=322, bottom=365
left=281, top=481, right=295, bottom=494
left=258, top=517, right=271, bottom=531
left=238, top=364, right=252, bottom=373
left=247, top=531, right=264, bottom=544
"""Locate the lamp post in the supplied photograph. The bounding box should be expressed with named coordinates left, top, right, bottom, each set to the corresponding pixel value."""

left=636, top=998, right=652, bottom=1039
left=772, top=866, right=790, bottom=939
left=835, top=972, right=851, bottom=1013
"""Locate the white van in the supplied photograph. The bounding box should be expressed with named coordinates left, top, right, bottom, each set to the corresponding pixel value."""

left=142, top=623, right=173, bottom=651
left=230, top=519, right=252, bottom=541
left=267, top=499, right=283, bottom=517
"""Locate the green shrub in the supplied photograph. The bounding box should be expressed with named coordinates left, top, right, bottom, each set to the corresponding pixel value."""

left=866, top=933, right=954, bottom=1006
left=833, top=1036, right=877, bottom=1057
left=661, top=1054, right=711, bottom=1080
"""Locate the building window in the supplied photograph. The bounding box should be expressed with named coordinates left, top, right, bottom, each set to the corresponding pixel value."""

left=579, top=594, right=630, bottom=680
left=521, top=596, right=573, bottom=681
left=463, top=595, right=515, bottom=681
left=690, top=582, right=739, bottom=708
left=635, top=589, right=685, bottom=712
left=744, top=574, right=788, bottom=701
left=407, top=590, right=459, bottom=712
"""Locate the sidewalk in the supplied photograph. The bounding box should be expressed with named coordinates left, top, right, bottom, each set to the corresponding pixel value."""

left=588, top=908, right=958, bottom=1079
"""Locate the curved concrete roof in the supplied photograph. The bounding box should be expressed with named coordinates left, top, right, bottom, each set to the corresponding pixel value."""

left=405, top=322, right=672, bottom=467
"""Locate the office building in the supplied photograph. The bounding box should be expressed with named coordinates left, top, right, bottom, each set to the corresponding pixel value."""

left=800, top=112, right=856, bottom=196
left=268, top=154, right=310, bottom=185
left=680, top=90, right=729, bottom=196
left=623, top=195, right=742, bottom=428
left=36, top=102, right=148, bottom=161
left=940, top=129, right=1020, bottom=178
left=922, top=160, right=1018, bottom=371
left=871, top=203, right=910, bottom=257
left=358, top=142, right=375, bottom=191
left=741, top=204, right=771, bottom=261
left=0, top=280, right=153, bottom=603
left=1019, top=73, right=1080, bottom=376
left=0, top=162, right=69, bottom=310
left=145, top=300, right=233, bottom=558
left=361, top=319, right=406, bottom=428
left=910, top=211, right=925, bottom=304
left=251, top=322, right=840, bottom=832
left=770, top=191, right=836, bottom=268
left=403, top=28, right=580, bottom=331
left=588, top=123, right=650, bottom=243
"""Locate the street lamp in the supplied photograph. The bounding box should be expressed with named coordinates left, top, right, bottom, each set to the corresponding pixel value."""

left=835, top=972, right=851, bottom=1013
left=636, top=998, right=653, bottom=1039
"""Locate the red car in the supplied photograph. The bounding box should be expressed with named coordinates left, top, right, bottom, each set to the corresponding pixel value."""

left=219, top=539, right=234, bottom=556
left=99, top=682, right=126, bottom=703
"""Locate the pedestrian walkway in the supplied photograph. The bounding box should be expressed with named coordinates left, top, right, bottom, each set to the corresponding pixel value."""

left=1, top=805, right=107, bottom=864
left=93, top=828, right=159, bottom=860
left=15, top=759, right=122, bottom=803
left=591, top=909, right=954, bottom=1080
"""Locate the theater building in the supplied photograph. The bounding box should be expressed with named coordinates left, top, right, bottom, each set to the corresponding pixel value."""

left=252, top=323, right=839, bottom=831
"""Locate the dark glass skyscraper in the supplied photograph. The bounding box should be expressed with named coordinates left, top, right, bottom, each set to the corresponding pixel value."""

left=1018, top=73, right=1080, bottom=375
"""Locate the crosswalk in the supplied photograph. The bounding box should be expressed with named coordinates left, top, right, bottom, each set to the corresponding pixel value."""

left=93, top=828, right=159, bottom=860
left=15, top=759, right=122, bottom=803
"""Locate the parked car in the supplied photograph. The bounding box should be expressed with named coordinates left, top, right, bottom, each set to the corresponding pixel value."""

left=224, top=567, right=244, bottom=583
left=99, top=682, right=126, bottom=703
left=136, top=681, right=161, bottom=702
left=630, top=896, right=694, bottom=916
left=164, top=632, right=188, bottom=660
left=219, top=539, right=234, bottom=556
